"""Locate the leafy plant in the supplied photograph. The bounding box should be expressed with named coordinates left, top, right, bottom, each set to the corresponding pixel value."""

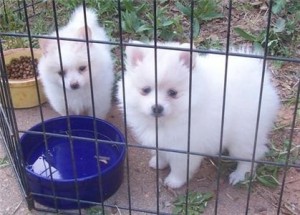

left=256, top=140, right=297, bottom=188
left=122, top=11, right=148, bottom=34
left=234, top=0, right=300, bottom=56
left=254, top=165, right=280, bottom=188
left=0, top=7, right=25, bottom=33
left=120, top=1, right=182, bottom=41
left=240, top=140, right=300, bottom=188
left=173, top=192, right=213, bottom=215
left=145, top=5, right=182, bottom=41
left=120, top=2, right=151, bottom=40
left=176, top=0, right=223, bottom=37
left=0, top=5, right=30, bottom=49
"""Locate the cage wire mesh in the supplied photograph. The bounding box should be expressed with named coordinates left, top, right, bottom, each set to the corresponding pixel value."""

left=0, top=0, right=300, bottom=214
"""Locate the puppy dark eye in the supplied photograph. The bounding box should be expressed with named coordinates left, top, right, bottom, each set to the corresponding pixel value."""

left=141, top=86, right=151, bottom=95
left=79, top=66, right=86, bottom=72
left=168, top=89, right=177, bottom=98
left=58, top=70, right=65, bottom=77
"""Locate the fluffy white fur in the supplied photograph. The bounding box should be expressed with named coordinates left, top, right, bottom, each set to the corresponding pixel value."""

left=38, top=6, right=113, bottom=118
left=117, top=41, right=280, bottom=188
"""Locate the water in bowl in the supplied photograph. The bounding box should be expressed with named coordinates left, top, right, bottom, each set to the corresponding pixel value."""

left=25, top=129, right=120, bottom=180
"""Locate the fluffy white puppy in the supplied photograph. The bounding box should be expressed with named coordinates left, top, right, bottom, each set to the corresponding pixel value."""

left=117, top=41, right=280, bottom=188
left=38, top=6, right=113, bottom=118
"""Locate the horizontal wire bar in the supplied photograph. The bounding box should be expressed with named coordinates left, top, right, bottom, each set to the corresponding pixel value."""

left=2, top=32, right=300, bottom=63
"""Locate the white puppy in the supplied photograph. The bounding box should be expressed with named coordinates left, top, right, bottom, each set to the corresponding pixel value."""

left=38, top=6, right=113, bottom=118
left=117, top=41, right=280, bottom=188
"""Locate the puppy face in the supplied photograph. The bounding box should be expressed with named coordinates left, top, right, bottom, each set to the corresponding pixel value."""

left=38, top=27, right=92, bottom=90
left=124, top=41, right=196, bottom=120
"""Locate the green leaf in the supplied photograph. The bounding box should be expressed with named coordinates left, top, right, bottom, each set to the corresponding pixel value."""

left=136, top=25, right=152, bottom=33
left=173, top=192, right=213, bottom=215
left=268, top=39, right=278, bottom=48
left=234, top=27, right=257, bottom=42
left=273, top=18, right=286, bottom=33
left=162, top=20, right=174, bottom=27
left=194, top=0, right=223, bottom=22
left=175, top=1, right=191, bottom=16
left=201, top=13, right=223, bottom=21
left=272, top=0, right=286, bottom=14
left=202, top=192, right=214, bottom=201
left=173, top=206, right=183, bottom=214
left=257, top=175, right=280, bottom=188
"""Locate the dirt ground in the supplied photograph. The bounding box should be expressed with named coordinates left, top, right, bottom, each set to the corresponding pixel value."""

left=1, top=1, right=300, bottom=214
left=0, top=101, right=300, bottom=215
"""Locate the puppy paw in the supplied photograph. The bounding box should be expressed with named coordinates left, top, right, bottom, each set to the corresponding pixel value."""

left=164, top=175, right=186, bottom=189
left=149, top=156, right=168, bottom=170
left=229, top=170, right=246, bottom=185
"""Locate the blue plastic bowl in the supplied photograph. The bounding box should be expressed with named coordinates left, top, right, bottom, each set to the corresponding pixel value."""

left=20, top=116, right=126, bottom=209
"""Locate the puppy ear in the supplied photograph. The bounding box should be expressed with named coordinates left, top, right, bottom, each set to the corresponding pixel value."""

left=179, top=43, right=196, bottom=69
left=126, top=41, right=145, bottom=67
left=77, top=26, right=92, bottom=40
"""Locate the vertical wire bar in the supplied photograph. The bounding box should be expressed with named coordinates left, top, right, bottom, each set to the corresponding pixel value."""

left=184, top=0, right=195, bottom=214
left=21, top=0, right=45, bottom=138
left=0, top=44, right=14, bottom=137
left=25, top=0, right=61, bottom=211
left=276, top=53, right=300, bottom=214
left=17, top=0, right=22, bottom=19
left=152, top=1, right=160, bottom=214
left=245, top=0, right=274, bottom=213
left=22, top=0, right=57, bottom=210
left=0, top=1, right=22, bottom=168
left=51, top=1, right=82, bottom=212
left=64, top=132, right=81, bottom=213
left=0, top=102, right=13, bottom=136
left=51, top=1, right=69, bottom=118
left=117, top=0, right=132, bottom=213
left=30, top=1, right=61, bottom=211
left=81, top=2, right=106, bottom=212
left=0, top=44, right=13, bottom=135
left=30, top=0, right=35, bottom=14
left=214, top=0, right=232, bottom=214
left=9, top=0, right=52, bottom=206
left=0, top=39, right=31, bottom=207
left=81, top=2, right=96, bottom=119
left=2, top=0, right=9, bottom=23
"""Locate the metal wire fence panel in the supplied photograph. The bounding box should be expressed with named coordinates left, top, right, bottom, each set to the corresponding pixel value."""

left=0, top=0, right=299, bottom=214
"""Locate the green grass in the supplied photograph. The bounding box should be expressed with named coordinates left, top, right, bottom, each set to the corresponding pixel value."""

left=0, top=156, right=9, bottom=168
left=1, top=0, right=223, bottom=47
left=234, top=0, right=300, bottom=57
left=173, top=191, right=213, bottom=215
left=175, top=0, right=223, bottom=38
left=1, top=0, right=299, bottom=54
left=0, top=2, right=29, bottom=49
left=208, top=136, right=300, bottom=189
left=85, top=206, right=105, bottom=215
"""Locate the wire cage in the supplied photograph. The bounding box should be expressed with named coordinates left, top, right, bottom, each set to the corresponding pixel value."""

left=0, top=0, right=300, bottom=214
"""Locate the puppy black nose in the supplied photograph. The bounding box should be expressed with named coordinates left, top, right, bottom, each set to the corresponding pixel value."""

left=70, top=82, right=79, bottom=90
left=151, top=104, right=164, bottom=117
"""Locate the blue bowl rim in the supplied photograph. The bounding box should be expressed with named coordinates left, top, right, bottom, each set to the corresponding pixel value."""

left=20, top=115, right=126, bottom=183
